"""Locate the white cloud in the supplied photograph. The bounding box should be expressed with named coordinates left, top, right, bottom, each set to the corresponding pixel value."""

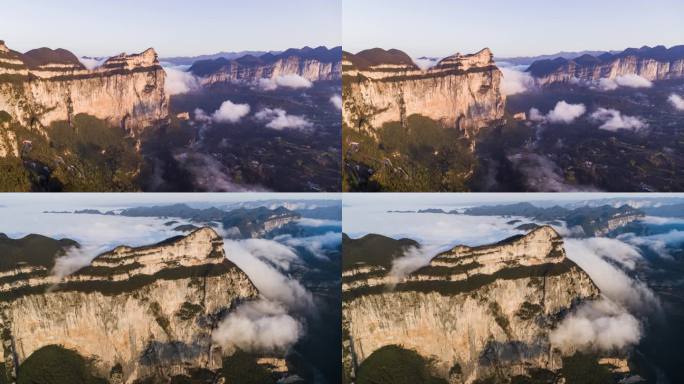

left=546, top=101, right=586, bottom=123
left=388, top=245, right=437, bottom=284
left=565, top=238, right=659, bottom=311
left=78, top=57, right=107, bottom=70
left=163, top=65, right=200, bottom=96
left=500, top=66, right=535, bottom=96
left=590, top=108, right=647, bottom=131
left=330, top=94, right=342, bottom=110
left=413, top=57, right=439, bottom=70
left=211, top=100, right=251, bottom=123
left=507, top=153, right=600, bottom=192
left=528, top=107, right=545, bottom=122
left=598, top=74, right=653, bottom=91
left=550, top=298, right=641, bottom=354
left=173, top=151, right=266, bottom=192
left=224, top=239, right=314, bottom=310
left=258, top=74, right=312, bottom=90
left=212, top=299, right=302, bottom=353
left=669, top=93, right=684, bottom=110
left=275, top=231, right=342, bottom=260
left=255, top=108, right=313, bottom=130
left=51, top=245, right=105, bottom=279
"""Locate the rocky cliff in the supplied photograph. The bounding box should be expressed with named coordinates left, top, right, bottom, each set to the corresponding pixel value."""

left=0, top=40, right=168, bottom=139
left=189, top=46, right=342, bottom=86
left=528, top=45, right=684, bottom=85
left=342, top=48, right=505, bottom=137
left=0, top=227, right=259, bottom=382
left=342, top=226, right=600, bottom=383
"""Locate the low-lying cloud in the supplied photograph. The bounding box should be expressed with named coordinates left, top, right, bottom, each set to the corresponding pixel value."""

left=529, top=101, right=586, bottom=124
left=330, top=94, right=342, bottom=110
left=173, top=151, right=265, bottom=192
left=164, top=65, right=200, bottom=96
left=388, top=245, right=437, bottom=284
left=78, top=57, right=107, bottom=70
left=550, top=298, right=641, bottom=353
left=500, top=66, right=535, bottom=96
left=590, top=108, right=647, bottom=131
left=258, top=74, right=313, bottom=91
left=212, top=299, right=302, bottom=353
left=255, top=108, right=313, bottom=130
left=598, top=74, right=653, bottom=91
left=508, top=153, right=599, bottom=192
left=413, top=57, right=439, bottom=70
left=669, top=93, right=684, bottom=110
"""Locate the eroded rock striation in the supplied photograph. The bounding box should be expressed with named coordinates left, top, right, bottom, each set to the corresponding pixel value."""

left=342, top=226, right=600, bottom=383
left=528, top=45, right=684, bottom=85
left=189, top=46, right=342, bottom=86
left=0, top=40, right=168, bottom=138
left=342, top=48, right=505, bottom=137
left=0, top=227, right=258, bottom=382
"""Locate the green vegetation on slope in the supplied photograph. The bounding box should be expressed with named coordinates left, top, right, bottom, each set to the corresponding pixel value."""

left=356, top=345, right=447, bottom=384
left=221, top=350, right=276, bottom=384
left=0, top=113, right=141, bottom=191
left=342, top=233, right=419, bottom=270
left=343, top=114, right=475, bottom=191
left=560, top=352, right=614, bottom=384
left=17, top=345, right=107, bottom=384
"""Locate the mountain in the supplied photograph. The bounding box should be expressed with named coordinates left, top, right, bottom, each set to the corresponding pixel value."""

left=342, top=227, right=624, bottom=383
left=527, top=44, right=684, bottom=85
left=342, top=47, right=505, bottom=138
left=0, top=228, right=266, bottom=382
left=0, top=40, right=168, bottom=136
left=497, top=50, right=620, bottom=66
left=188, top=46, right=342, bottom=85
left=161, top=50, right=281, bottom=66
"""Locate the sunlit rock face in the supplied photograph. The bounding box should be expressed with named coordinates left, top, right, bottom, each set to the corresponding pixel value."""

left=189, top=46, right=342, bottom=86
left=342, top=47, right=505, bottom=138
left=0, top=227, right=258, bottom=382
left=343, top=226, right=600, bottom=383
left=528, top=45, right=684, bottom=85
left=0, top=40, right=168, bottom=137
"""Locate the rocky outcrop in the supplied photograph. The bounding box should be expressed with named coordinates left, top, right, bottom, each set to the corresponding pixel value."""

left=343, top=226, right=600, bottom=383
left=0, top=228, right=258, bottom=382
left=342, top=48, right=505, bottom=137
left=0, top=40, right=168, bottom=140
left=189, top=46, right=342, bottom=86
left=528, top=45, right=684, bottom=85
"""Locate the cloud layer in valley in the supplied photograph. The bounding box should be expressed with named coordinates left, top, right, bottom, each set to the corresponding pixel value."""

left=258, top=74, right=312, bottom=91
left=669, top=93, right=684, bottom=110
left=195, top=100, right=251, bottom=124
left=163, top=65, right=200, bottom=96
left=529, top=101, right=586, bottom=124
left=500, top=65, right=535, bottom=96
left=590, top=108, right=647, bottom=131
left=255, top=108, right=313, bottom=130
left=330, top=94, right=342, bottom=110
left=598, top=74, right=653, bottom=91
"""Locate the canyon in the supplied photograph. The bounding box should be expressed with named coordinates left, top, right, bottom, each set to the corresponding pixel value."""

left=343, top=226, right=617, bottom=383
left=528, top=45, right=684, bottom=85
left=189, top=46, right=342, bottom=86
left=0, top=227, right=262, bottom=382
left=0, top=40, right=168, bottom=139
left=342, top=47, right=505, bottom=137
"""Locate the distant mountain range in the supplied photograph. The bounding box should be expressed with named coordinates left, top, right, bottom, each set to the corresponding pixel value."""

left=161, top=50, right=281, bottom=66
left=497, top=50, right=621, bottom=66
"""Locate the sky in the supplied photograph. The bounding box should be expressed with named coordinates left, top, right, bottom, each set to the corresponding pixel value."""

left=343, top=0, right=684, bottom=58
left=0, top=0, right=341, bottom=57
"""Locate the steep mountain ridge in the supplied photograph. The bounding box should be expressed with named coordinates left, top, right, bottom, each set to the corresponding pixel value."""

left=343, top=227, right=601, bottom=383
left=0, top=40, right=168, bottom=141
left=0, top=227, right=259, bottom=382
left=342, top=47, right=505, bottom=137
left=528, top=44, right=684, bottom=85
left=189, top=46, right=342, bottom=85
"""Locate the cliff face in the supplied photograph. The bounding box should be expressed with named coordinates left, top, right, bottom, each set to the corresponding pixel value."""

left=343, top=227, right=600, bottom=383
left=0, top=228, right=258, bottom=382
left=342, top=48, right=505, bottom=137
left=528, top=45, right=684, bottom=85
left=189, top=46, right=342, bottom=86
left=0, top=40, right=168, bottom=137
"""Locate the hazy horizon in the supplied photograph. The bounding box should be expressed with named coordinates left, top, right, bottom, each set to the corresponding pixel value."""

left=344, top=0, right=684, bottom=58
left=1, top=0, right=341, bottom=57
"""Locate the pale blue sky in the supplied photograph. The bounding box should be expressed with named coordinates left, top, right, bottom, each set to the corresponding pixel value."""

left=344, top=0, right=684, bottom=58
left=1, top=0, right=341, bottom=57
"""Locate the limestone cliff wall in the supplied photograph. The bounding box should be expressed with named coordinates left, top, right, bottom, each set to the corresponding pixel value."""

left=0, top=228, right=258, bottom=382
left=342, top=227, right=600, bottom=383
left=0, top=41, right=168, bottom=138
left=200, top=56, right=342, bottom=85
left=342, top=48, right=505, bottom=137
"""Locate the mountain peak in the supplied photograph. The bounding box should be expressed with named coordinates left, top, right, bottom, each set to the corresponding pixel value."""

left=0, top=40, right=8, bottom=53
